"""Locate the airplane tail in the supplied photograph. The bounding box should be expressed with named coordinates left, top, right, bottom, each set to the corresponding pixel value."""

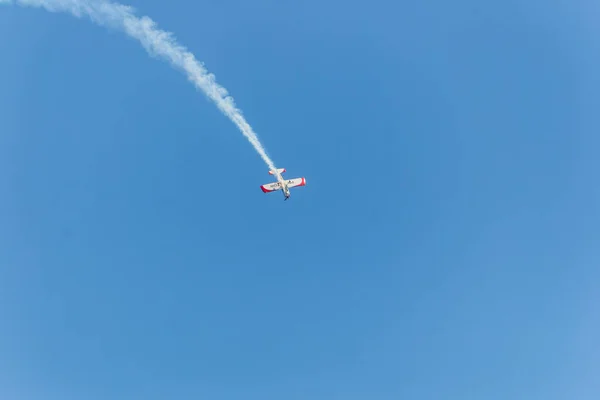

left=269, top=168, right=286, bottom=175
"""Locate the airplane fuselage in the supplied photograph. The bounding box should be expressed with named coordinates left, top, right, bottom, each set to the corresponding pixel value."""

left=282, top=184, right=291, bottom=200
left=278, top=178, right=291, bottom=200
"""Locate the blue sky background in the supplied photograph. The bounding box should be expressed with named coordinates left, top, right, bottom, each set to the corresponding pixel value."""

left=1, top=0, right=599, bottom=398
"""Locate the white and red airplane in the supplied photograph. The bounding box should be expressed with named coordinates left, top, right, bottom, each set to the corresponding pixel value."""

left=260, top=168, right=306, bottom=200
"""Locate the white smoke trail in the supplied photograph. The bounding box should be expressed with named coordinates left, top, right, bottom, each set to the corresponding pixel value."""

left=1, top=0, right=285, bottom=184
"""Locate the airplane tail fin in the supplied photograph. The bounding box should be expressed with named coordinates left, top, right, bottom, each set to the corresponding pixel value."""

left=269, top=168, right=286, bottom=175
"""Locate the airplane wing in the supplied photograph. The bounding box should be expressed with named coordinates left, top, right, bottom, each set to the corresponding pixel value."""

left=260, top=181, right=282, bottom=193
left=286, top=177, right=306, bottom=188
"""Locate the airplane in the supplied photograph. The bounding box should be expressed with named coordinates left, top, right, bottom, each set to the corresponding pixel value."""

left=260, top=168, right=306, bottom=201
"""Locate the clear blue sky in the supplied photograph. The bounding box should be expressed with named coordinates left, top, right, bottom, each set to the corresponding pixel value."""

left=1, top=0, right=599, bottom=398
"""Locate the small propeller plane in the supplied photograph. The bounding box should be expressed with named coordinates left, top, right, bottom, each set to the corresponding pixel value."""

left=260, top=168, right=306, bottom=200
